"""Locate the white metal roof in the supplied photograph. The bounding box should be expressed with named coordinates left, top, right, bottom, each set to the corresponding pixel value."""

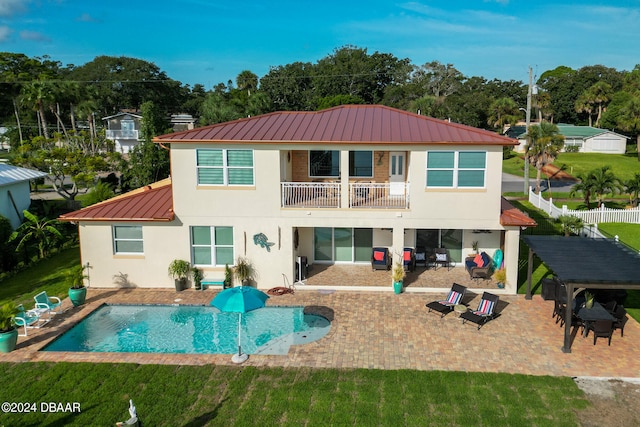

left=0, top=163, right=48, bottom=187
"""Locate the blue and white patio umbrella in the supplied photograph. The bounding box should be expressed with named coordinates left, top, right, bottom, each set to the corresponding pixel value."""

left=211, top=286, right=269, bottom=363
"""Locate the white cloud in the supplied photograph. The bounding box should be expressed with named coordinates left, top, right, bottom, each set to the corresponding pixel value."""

left=76, top=13, right=101, bottom=23
left=0, top=26, right=12, bottom=42
left=20, top=30, right=50, bottom=42
left=0, top=0, right=30, bottom=17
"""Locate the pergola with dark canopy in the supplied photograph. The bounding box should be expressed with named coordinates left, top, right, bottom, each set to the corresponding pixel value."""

left=522, top=235, right=640, bottom=353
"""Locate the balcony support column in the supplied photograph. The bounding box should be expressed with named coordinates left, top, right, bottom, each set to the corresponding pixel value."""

left=340, top=150, right=350, bottom=209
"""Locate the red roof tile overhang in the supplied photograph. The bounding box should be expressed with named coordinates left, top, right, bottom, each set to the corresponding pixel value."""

left=500, top=198, right=537, bottom=227
left=154, top=105, right=517, bottom=147
left=59, top=180, right=174, bottom=223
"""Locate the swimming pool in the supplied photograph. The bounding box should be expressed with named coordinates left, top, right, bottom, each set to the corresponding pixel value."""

left=42, top=304, right=331, bottom=355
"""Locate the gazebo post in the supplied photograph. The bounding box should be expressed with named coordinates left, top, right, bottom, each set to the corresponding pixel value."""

left=561, top=282, right=574, bottom=353
left=525, top=247, right=534, bottom=300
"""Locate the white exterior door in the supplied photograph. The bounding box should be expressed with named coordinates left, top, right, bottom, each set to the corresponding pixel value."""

left=389, top=152, right=406, bottom=196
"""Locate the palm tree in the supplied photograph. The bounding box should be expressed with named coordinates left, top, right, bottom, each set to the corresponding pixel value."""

left=623, top=172, right=640, bottom=207
left=587, top=81, right=612, bottom=127
left=557, top=215, right=583, bottom=237
left=570, top=172, right=596, bottom=209
left=574, top=93, right=594, bottom=127
left=21, top=79, right=54, bottom=139
left=589, top=166, right=621, bottom=208
left=8, top=210, right=63, bottom=259
left=487, top=97, right=520, bottom=131
left=526, top=122, right=565, bottom=193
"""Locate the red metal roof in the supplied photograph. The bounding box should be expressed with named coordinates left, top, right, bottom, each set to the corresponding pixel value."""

left=59, top=179, right=174, bottom=222
left=500, top=198, right=537, bottom=227
left=155, top=105, right=516, bottom=146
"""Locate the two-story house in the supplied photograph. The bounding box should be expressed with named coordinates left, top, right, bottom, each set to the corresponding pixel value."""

left=103, top=111, right=143, bottom=154
left=61, top=105, right=534, bottom=293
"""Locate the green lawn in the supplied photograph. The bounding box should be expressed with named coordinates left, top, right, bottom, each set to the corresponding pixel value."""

left=0, top=363, right=587, bottom=426
left=0, top=246, right=80, bottom=307
left=502, top=151, right=640, bottom=182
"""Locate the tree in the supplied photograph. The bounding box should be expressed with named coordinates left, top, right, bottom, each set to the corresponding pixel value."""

left=83, top=181, right=116, bottom=206
left=574, top=81, right=612, bottom=127
left=526, top=122, right=565, bottom=193
left=616, top=94, right=640, bottom=161
left=570, top=172, right=596, bottom=209
left=260, top=62, right=315, bottom=111
left=21, top=78, right=55, bottom=138
left=623, top=173, right=640, bottom=207
left=9, top=210, right=63, bottom=259
left=557, top=215, right=583, bottom=237
left=413, top=61, right=463, bottom=98
left=121, top=101, right=170, bottom=189
left=487, top=97, right=520, bottom=131
left=589, top=166, right=621, bottom=207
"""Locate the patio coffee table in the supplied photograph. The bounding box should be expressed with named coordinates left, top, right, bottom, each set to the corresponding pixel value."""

left=454, top=304, right=467, bottom=317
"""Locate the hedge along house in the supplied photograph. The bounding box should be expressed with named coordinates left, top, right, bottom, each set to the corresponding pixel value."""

left=60, top=105, right=535, bottom=293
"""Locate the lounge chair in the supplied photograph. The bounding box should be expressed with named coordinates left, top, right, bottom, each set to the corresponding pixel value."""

left=14, top=304, right=49, bottom=336
left=34, top=291, right=63, bottom=315
left=371, top=247, right=391, bottom=271
left=425, top=283, right=467, bottom=318
left=461, top=292, right=499, bottom=330
left=464, top=251, right=493, bottom=280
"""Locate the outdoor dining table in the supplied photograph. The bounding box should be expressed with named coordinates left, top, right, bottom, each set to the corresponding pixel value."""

left=574, top=300, right=616, bottom=337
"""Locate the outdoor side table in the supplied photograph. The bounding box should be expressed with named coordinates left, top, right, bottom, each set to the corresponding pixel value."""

left=454, top=304, right=467, bottom=317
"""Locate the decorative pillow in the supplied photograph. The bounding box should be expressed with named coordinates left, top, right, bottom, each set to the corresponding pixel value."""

left=473, top=253, right=484, bottom=268
left=373, top=251, right=385, bottom=262
left=415, top=253, right=426, bottom=261
left=436, top=253, right=447, bottom=262
left=403, top=251, right=412, bottom=261
left=481, top=252, right=491, bottom=267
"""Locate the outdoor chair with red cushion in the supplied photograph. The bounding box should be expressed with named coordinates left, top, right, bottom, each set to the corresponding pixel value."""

left=461, top=292, right=500, bottom=330
left=403, top=247, right=416, bottom=272
left=426, top=283, right=467, bottom=318
left=371, top=247, right=391, bottom=271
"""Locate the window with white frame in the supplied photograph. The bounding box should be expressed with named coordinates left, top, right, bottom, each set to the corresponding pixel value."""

left=426, top=151, right=486, bottom=188
left=191, top=226, right=234, bottom=266
left=113, top=226, right=143, bottom=254
left=196, top=149, right=254, bottom=185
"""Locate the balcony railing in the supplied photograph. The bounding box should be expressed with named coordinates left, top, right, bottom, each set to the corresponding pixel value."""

left=281, top=182, right=410, bottom=209
left=349, top=182, right=409, bottom=209
left=281, top=182, right=341, bottom=208
left=106, top=129, right=139, bottom=140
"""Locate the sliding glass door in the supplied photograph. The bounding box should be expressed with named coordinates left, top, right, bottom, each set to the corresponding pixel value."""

left=314, top=228, right=373, bottom=263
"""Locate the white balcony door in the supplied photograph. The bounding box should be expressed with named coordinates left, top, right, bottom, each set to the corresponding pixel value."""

left=389, top=152, right=406, bottom=196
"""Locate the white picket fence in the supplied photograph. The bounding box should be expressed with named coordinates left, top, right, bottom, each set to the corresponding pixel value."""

left=528, top=188, right=640, bottom=224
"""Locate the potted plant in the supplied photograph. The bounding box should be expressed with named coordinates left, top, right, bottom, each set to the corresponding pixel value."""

left=168, top=259, right=191, bottom=291
left=224, top=264, right=233, bottom=289
left=0, top=302, right=19, bottom=353
left=66, top=264, right=88, bottom=306
left=472, top=241, right=479, bottom=254
left=234, top=257, right=254, bottom=287
left=584, top=291, right=595, bottom=309
left=391, top=262, right=405, bottom=294
left=493, top=268, right=507, bottom=289
left=192, top=267, right=204, bottom=290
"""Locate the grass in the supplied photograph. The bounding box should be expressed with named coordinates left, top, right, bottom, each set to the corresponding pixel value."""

left=0, top=246, right=80, bottom=307
left=502, top=151, right=640, bottom=182
left=0, top=363, right=587, bottom=426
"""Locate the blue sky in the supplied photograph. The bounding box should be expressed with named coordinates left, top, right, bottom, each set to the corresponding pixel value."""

left=1, top=0, right=639, bottom=89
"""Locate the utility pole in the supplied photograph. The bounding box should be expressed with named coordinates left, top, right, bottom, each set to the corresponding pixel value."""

left=524, top=66, right=532, bottom=194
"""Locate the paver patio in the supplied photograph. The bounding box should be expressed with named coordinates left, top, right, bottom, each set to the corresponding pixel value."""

left=2, top=287, right=639, bottom=380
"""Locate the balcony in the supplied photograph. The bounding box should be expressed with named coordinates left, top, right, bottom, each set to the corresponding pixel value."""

left=106, top=129, right=139, bottom=140
left=281, top=182, right=410, bottom=209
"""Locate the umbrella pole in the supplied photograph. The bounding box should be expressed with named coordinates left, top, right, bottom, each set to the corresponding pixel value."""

left=232, top=312, right=248, bottom=363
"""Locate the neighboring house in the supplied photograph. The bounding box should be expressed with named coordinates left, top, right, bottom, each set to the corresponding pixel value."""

left=103, top=111, right=143, bottom=154
left=514, top=124, right=628, bottom=154
left=170, top=114, right=197, bottom=132
left=0, top=164, right=48, bottom=229
left=60, top=105, right=535, bottom=294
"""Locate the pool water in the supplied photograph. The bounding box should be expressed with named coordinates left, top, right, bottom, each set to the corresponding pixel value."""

left=43, top=304, right=330, bottom=355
